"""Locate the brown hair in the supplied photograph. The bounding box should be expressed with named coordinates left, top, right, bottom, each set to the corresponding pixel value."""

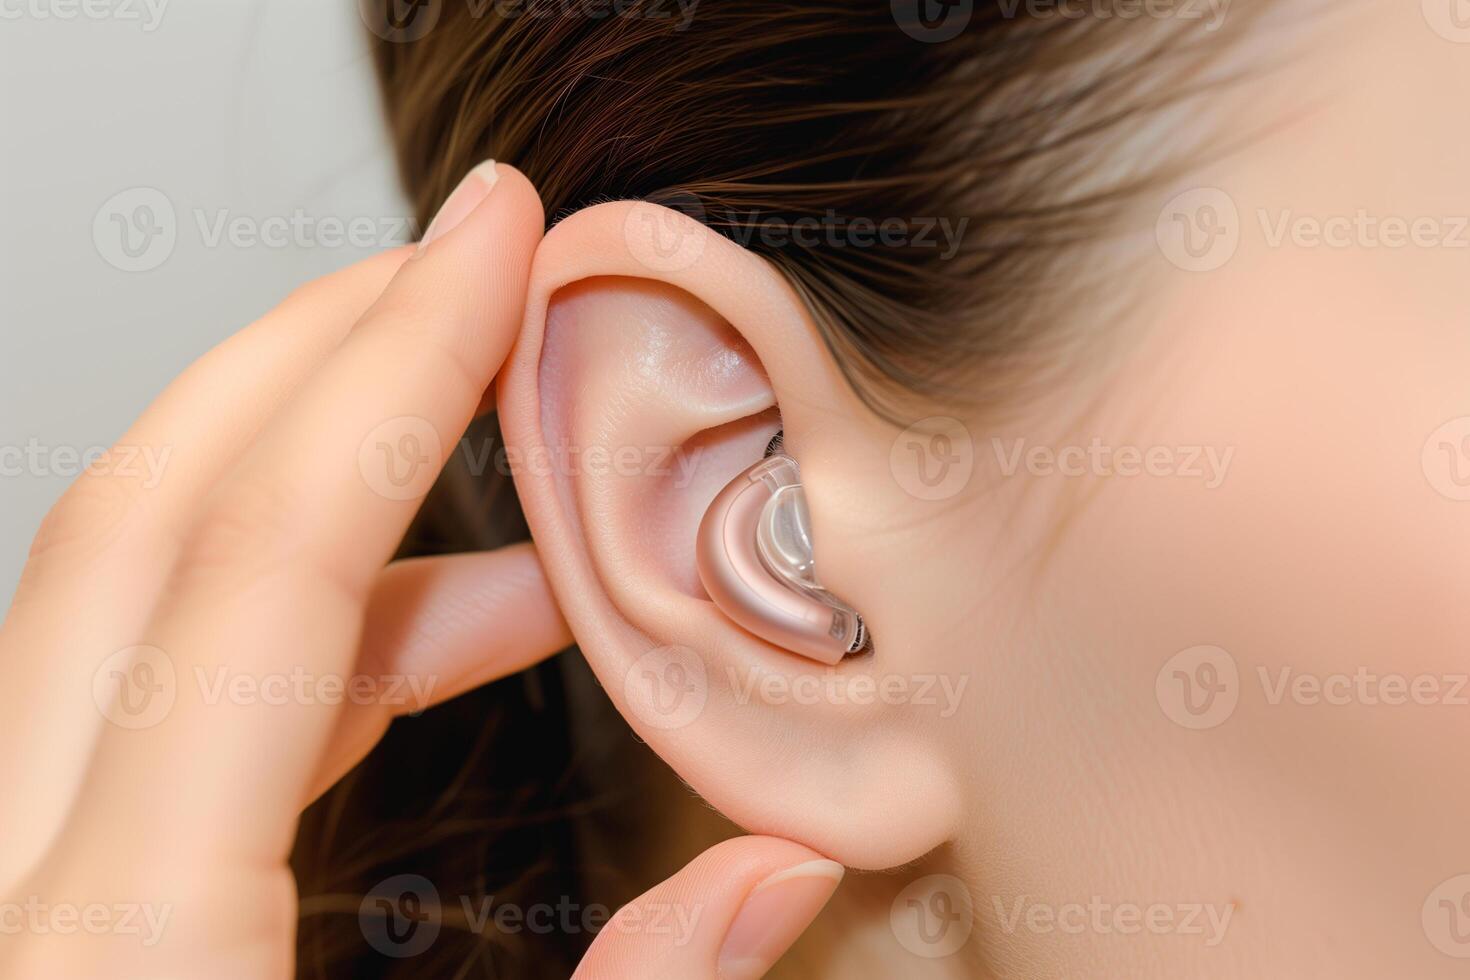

left=293, top=3, right=1261, bottom=976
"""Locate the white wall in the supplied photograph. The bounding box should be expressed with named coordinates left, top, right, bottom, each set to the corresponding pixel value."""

left=0, top=1, right=408, bottom=602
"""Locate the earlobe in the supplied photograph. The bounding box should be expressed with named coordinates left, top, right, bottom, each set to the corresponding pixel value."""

left=496, top=201, right=962, bottom=870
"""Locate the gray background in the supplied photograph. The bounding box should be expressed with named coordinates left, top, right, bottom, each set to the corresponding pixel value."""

left=0, top=1, right=406, bottom=603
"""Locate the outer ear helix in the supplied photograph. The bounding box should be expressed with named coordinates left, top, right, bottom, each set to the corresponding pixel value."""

left=695, top=431, right=869, bottom=665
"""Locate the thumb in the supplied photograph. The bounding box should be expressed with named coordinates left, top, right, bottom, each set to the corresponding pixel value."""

left=573, top=836, right=844, bottom=980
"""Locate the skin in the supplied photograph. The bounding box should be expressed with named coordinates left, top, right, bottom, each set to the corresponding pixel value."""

left=4, top=4, right=1467, bottom=977
left=0, top=167, right=841, bottom=978
left=496, top=4, right=1470, bottom=978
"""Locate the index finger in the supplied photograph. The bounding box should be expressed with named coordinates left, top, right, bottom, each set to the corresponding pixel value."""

left=180, top=162, right=545, bottom=603
left=70, top=163, right=545, bottom=864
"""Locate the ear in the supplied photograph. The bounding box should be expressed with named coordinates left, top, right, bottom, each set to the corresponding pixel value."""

left=497, top=202, right=964, bottom=870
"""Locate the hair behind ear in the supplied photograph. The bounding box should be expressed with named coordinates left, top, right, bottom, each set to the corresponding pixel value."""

left=371, top=1, right=1265, bottom=420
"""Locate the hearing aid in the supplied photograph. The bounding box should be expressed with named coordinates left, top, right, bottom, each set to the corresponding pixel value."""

left=695, top=431, right=868, bottom=664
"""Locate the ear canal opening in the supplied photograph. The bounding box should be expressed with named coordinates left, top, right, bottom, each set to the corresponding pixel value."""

left=764, top=428, right=785, bottom=458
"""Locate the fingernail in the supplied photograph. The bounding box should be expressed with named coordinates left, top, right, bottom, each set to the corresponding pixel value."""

left=717, top=859, right=844, bottom=980
left=417, top=160, right=499, bottom=252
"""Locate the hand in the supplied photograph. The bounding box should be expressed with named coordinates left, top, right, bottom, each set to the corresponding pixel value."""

left=0, top=162, right=567, bottom=977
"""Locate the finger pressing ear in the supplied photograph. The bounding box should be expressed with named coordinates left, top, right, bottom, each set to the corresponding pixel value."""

left=572, top=836, right=844, bottom=980
left=306, top=543, right=572, bottom=802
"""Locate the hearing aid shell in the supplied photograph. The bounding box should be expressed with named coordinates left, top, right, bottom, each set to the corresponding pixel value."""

left=695, top=449, right=867, bottom=664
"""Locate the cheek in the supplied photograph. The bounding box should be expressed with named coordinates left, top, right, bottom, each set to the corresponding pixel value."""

left=1083, top=14, right=1470, bottom=686
left=997, top=251, right=1470, bottom=941
left=1042, top=239, right=1470, bottom=836
left=1101, top=249, right=1470, bottom=681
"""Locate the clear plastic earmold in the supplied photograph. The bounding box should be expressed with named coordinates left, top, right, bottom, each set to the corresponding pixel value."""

left=749, top=454, right=868, bottom=654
